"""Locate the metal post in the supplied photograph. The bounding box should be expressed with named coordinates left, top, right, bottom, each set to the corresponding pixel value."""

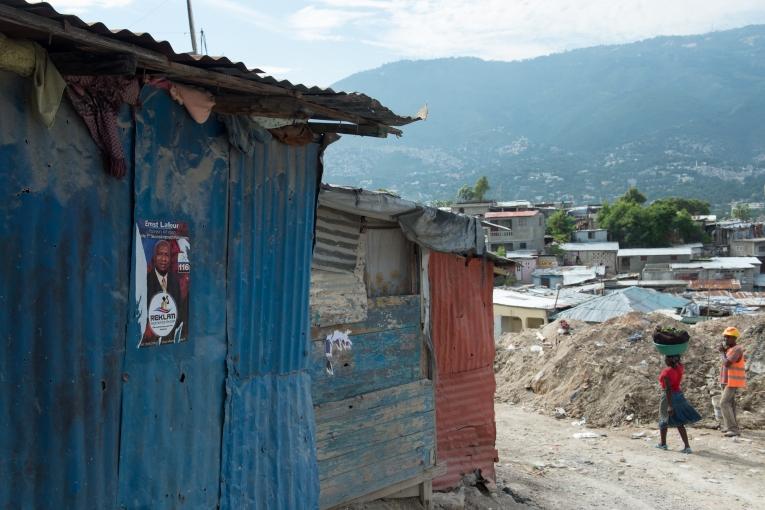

left=186, top=0, right=198, bottom=54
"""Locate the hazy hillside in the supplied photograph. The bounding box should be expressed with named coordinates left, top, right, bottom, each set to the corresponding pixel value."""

left=324, top=25, right=765, bottom=210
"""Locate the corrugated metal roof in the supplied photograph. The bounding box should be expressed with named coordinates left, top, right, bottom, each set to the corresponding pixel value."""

left=617, top=247, right=693, bottom=257
left=561, top=242, right=619, bottom=252
left=493, top=288, right=596, bottom=310
left=0, top=0, right=419, bottom=130
left=688, top=291, right=765, bottom=307
left=671, top=257, right=762, bottom=270
left=484, top=210, right=540, bottom=219
left=555, top=287, right=689, bottom=323
left=687, top=279, right=742, bottom=291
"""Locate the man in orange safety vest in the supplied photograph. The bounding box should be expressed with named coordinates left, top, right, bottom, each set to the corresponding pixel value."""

left=718, top=326, right=746, bottom=437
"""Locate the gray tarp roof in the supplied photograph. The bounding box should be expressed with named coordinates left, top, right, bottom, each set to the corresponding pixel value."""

left=319, top=184, right=496, bottom=260
left=554, top=286, right=689, bottom=323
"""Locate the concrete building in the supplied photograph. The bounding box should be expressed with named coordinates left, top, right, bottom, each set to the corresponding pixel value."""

left=493, top=287, right=596, bottom=334
left=450, top=201, right=493, bottom=217
left=729, top=237, right=765, bottom=269
left=572, top=229, right=609, bottom=243
left=505, top=252, right=537, bottom=284
left=532, top=266, right=604, bottom=288
left=560, top=242, right=619, bottom=273
left=617, top=247, right=693, bottom=274
left=484, top=210, right=546, bottom=253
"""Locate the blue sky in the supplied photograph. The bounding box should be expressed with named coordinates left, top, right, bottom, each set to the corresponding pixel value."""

left=35, top=1, right=765, bottom=88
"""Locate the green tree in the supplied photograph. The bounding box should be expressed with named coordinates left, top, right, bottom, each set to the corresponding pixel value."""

left=597, top=187, right=705, bottom=247
left=495, top=245, right=507, bottom=257
left=473, top=176, right=490, bottom=201
left=732, top=203, right=752, bottom=221
left=431, top=199, right=453, bottom=207
left=653, top=197, right=710, bottom=216
left=457, top=184, right=475, bottom=202
left=622, top=187, right=647, bottom=204
left=455, top=176, right=491, bottom=202
left=547, top=210, right=576, bottom=243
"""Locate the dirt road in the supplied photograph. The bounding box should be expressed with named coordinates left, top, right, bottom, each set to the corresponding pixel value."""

left=495, top=403, right=765, bottom=510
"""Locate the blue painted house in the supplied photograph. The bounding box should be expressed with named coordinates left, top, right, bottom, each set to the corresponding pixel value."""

left=0, top=3, right=417, bottom=509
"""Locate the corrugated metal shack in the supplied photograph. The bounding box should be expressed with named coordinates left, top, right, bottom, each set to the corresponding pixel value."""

left=308, top=186, right=499, bottom=507
left=0, top=2, right=418, bottom=509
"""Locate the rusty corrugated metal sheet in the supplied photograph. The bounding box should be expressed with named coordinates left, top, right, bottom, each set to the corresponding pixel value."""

left=429, top=253, right=495, bottom=373
left=429, top=253, right=497, bottom=490
left=687, top=279, right=742, bottom=290
left=433, top=366, right=497, bottom=490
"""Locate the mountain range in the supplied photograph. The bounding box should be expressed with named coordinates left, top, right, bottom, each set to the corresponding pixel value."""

left=324, top=25, right=765, bottom=212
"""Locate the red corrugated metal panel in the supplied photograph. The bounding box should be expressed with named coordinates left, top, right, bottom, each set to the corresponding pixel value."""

left=429, top=253, right=497, bottom=490
left=433, top=366, right=497, bottom=490
left=429, top=253, right=495, bottom=374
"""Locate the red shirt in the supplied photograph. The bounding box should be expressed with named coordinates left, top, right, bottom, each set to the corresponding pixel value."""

left=659, top=365, right=684, bottom=392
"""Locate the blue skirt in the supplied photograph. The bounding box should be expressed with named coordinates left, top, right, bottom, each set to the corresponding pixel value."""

left=659, top=391, right=702, bottom=428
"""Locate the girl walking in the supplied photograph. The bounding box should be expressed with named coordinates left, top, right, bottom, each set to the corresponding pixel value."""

left=656, top=355, right=702, bottom=453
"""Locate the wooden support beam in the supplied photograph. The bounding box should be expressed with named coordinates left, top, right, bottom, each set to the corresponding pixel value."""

left=49, top=52, right=137, bottom=75
left=215, top=94, right=371, bottom=125
left=308, top=122, right=401, bottom=138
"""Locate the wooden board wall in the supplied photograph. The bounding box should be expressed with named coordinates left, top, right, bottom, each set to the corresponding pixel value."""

left=310, top=296, right=435, bottom=509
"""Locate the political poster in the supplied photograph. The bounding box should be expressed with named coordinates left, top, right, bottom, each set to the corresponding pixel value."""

left=135, top=220, right=190, bottom=347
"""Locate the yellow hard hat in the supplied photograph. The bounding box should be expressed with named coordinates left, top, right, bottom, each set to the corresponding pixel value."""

left=723, top=326, right=740, bottom=338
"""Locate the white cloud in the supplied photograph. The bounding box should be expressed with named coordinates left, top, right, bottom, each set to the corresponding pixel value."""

left=203, top=0, right=278, bottom=32
left=289, top=5, right=375, bottom=41
left=287, top=0, right=765, bottom=60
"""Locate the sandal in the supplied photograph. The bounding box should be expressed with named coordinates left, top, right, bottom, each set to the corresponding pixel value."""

left=680, top=447, right=692, bottom=454
left=655, top=444, right=668, bottom=450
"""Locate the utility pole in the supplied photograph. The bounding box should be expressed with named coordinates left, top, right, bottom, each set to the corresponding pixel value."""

left=186, top=0, right=198, bottom=54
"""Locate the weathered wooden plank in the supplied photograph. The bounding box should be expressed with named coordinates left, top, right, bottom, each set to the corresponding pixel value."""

left=315, top=379, right=431, bottom=421
left=48, top=51, right=137, bottom=75
left=317, top=410, right=434, bottom=461
left=320, top=447, right=433, bottom=509
left=319, top=426, right=434, bottom=481
left=329, top=465, right=446, bottom=509
left=310, top=326, right=422, bottom=405
left=316, top=390, right=431, bottom=438
left=311, top=295, right=420, bottom=339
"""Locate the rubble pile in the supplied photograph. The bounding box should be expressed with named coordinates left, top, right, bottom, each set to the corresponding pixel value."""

left=495, top=313, right=765, bottom=428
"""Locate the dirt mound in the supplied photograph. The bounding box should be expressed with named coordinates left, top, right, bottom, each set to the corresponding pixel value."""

left=495, top=313, right=765, bottom=429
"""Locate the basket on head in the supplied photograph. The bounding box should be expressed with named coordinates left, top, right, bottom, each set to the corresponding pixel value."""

left=653, top=341, right=689, bottom=355
left=652, top=326, right=690, bottom=355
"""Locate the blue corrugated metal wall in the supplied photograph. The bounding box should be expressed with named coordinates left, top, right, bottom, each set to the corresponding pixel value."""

left=1, top=77, right=320, bottom=509
left=117, top=87, right=230, bottom=508
left=222, top=135, right=320, bottom=508
left=0, top=71, right=132, bottom=509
